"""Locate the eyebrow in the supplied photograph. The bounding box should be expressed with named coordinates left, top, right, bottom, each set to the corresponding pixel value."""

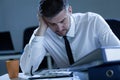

left=48, top=16, right=67, bottom=25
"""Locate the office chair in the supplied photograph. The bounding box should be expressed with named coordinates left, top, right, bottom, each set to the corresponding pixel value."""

left=23, top=26, right=38, bottom=48
left=106, top=19, right=120, bottom=40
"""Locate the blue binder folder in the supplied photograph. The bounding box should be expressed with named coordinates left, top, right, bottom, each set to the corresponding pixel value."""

left=88, top=63, right=120, bottom=80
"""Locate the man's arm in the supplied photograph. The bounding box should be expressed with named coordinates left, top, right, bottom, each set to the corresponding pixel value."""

left=95, top=14, right=120, bottom=46
left=20, top=14, right=48, bottom=75
left=35, top=13, right=48, bottom=36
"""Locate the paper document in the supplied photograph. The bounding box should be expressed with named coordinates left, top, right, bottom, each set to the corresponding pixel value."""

left=29, top=69, right=73, bottom=80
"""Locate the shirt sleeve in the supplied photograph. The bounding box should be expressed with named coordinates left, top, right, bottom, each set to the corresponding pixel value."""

left=94, top=14, right=120, bottom=46
left=20, top=29, right=47, bottom=75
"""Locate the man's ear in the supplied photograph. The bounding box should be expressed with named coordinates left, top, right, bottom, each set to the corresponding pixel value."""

left=68, top=6, right=72, bottom=14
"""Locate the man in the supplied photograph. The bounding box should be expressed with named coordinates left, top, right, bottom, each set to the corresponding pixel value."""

left=20, top=0, right=120, bottom=78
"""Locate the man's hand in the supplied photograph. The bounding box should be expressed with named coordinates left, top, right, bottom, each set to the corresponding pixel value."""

left=35, top=13, right=48, bottom=36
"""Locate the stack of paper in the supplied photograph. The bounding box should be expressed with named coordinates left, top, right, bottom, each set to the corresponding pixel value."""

left=29, top=69, right=74, bottom=80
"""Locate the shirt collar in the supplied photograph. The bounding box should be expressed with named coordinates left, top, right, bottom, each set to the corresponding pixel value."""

left=66, top=15, right=75, bottom=38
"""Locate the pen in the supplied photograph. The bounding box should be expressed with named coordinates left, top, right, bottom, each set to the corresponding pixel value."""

left=30, top=66, right=33, bottom=76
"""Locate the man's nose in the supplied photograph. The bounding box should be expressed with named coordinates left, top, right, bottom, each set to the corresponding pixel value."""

left=56, top=23, right=63, bottom=31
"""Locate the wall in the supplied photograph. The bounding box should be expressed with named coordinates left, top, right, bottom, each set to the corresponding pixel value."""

left=0, top=0, right=120, bottom=52
left=0, top=0, right=39, bottom=52
left=70, top=0, right=120, bottom=19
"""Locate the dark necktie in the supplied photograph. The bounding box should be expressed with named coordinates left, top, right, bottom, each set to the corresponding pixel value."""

left=63, top=36, right=74, bottom=65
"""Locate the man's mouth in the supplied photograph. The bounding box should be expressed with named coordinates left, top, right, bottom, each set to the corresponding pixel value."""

left=56, top=29, right=67, bottom=36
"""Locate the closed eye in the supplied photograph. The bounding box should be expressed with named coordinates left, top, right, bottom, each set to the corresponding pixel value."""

left=60, top=18, right=65, bottom=23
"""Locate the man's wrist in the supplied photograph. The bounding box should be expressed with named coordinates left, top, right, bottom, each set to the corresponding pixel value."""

left=35, top=26, right=47, bottom=36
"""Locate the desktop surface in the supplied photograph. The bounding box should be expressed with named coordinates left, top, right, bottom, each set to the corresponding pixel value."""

left=0, top=72, right=82, bottom=80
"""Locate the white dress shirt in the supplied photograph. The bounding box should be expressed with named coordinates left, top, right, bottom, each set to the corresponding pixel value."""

left=20, top=12, right=120, bottom=74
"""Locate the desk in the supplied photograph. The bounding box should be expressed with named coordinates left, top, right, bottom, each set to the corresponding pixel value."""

left=0, top=53, right=53, bottom=76
left=0, top=54, right=21, bottom=60
left=0, top=72, right=84, bottom=80
left=0, top=73, right=28, bottom=80
left=0, top=53, right=52, bottom=68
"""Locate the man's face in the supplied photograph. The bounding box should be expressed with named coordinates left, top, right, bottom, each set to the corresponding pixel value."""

left=44, top=7, right=72, bottom=36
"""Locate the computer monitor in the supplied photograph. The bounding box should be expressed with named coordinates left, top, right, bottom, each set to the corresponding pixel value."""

left=0, top=31, right=15, bottom=54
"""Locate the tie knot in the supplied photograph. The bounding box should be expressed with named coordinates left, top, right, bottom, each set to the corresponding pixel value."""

left=63, top=36, right=67, bottom=39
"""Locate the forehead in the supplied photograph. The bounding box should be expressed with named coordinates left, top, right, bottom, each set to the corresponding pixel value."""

left=44, top=9, right=67, bottom=23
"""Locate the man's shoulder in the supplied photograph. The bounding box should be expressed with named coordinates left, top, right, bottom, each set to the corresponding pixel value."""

left=72, top=12, right=102, bottom=22
left=72, top=12, right=101, bottom=17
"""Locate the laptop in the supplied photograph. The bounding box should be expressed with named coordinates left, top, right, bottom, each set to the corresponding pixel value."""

left=0, top=31, right=19, bottom=55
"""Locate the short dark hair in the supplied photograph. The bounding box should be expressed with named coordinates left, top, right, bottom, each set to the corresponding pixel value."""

left=39, top=0, right=69, bottom=18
